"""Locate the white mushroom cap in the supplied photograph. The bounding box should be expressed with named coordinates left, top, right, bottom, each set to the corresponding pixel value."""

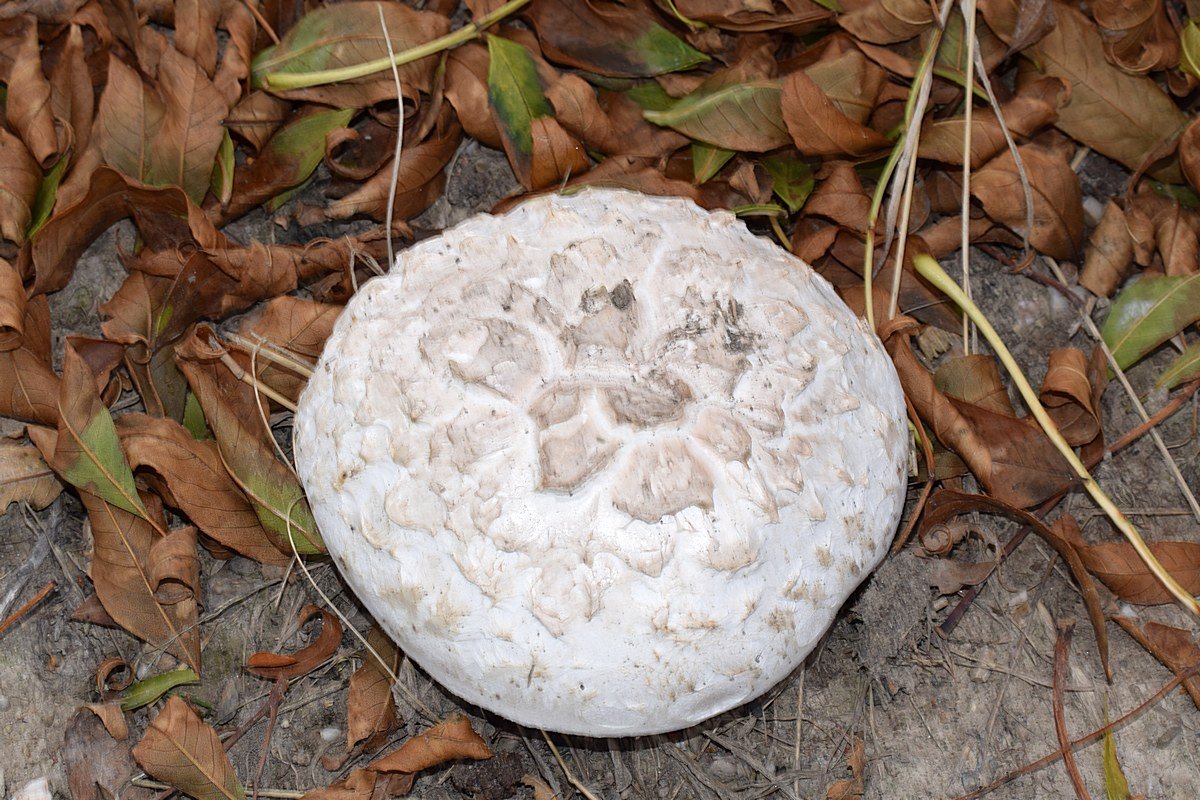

left=293, top=189, right=908, bottom=736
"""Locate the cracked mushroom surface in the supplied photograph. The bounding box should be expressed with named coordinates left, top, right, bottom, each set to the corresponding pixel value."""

left=294, top=188, right=908, bottom=736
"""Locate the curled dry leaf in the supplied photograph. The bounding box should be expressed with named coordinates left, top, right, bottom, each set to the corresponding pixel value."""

left=0, top=257, right=26, bottom=349
left=1091, top=0, right=1178, bottom=73
left=667, top=0, right=830, bottom=32
left=445, top=43, right=503, bottom=149
left=1182, top=117, right=1200, bottom=194
left=347, top=627, right=401, bottom=753
left=1039, top=346, right=1105, bottom=448
left=0, top=127, right=40, bottom=250
left=82, top=701, right=130, bottom=740
left=250, top=1, right=449, bottom=107
left=328, top=107, right=464, bottom=220
left=7, top=17, right=60, bottom=168
left=48, top=24, right=95, bottom=157
left=1145, top=198, right=1200, bottom=277
left=839, top=0, right=936, bottom=44
left=225, top=91, right=291, bottom=153
left=133, top=696, right=245, bottom=800
left=0, top=296, right=59, bottom=426
left=970, top=145, right=1083, bottom=260
left=248, top=604, right=344, bottom=680
left=547, top=74, right=620, bottom=155
left=117, top=413, right=290, bottom=564
left=0, top=441, right=62, bottom=513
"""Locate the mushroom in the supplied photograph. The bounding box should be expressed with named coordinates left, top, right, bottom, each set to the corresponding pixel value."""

left=293, top=188, right=909, bottom=736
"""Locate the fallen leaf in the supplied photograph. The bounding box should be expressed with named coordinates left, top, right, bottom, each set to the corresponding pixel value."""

left=0, top=128, right=40, bottom=249
left=1005, top=1, right=1189, bottom=180
left=825, top=735, right=865, bottom=799
left=251, top=1, right=450, bottom=107
left=117, top=413, right=291, bottom=564
left=971, top=145, right=1083, bottom=259
left=839, top=0, right=935, bottom=44
left=95, top=45, right=229, bottom=202
left=547, top=73, right=621, bottom=155
left=0, top=258, right=27, bottom=349
left=369, top=714, right=493, bottom=774
left=918, top=77, right=1063, bottom=165
left=761, top=153, right=814, bottom=212
left=216, top=107, right=354, bottom=223
left=121, top=666, right=200, bottom=711
left=80, top=493, right=201, bottom=673
left=887, top=320, right=1076, bottom=508
left=236, top=296, right=341, bottom=405
left=1092, top=0, right=1178, bottom=74
left=445, top=43, right=503, bottom=148
left=644, top=78, right=790, bottom=152
left=1080, top=200, right=1137, bottom=297
left=781, top=67, right=891, bottom=158
left=1113, top=617, right=1200, bottom=710
left=248, top=604, right=344, bottom=680
left=1077, top=540, right=1200, bottom=605
left=328, top=107, right=464, bottom=219
left=83, top=701, right=130, bottom=740
left=1101, top=273, right=1200, bottom=370
left=48, top=24, right=95, bottom=157
left=173, top=0, right=220, bottom=76
left=935, top=354, right=1015, bottom=416
left=523, top=0, right=709, bottom=77
left=1039, top=346, right=1104, bottom=447
left=347, top=627, right=401, bottom=753
left=33, top=343, right=148, bottom=520
left=667, top=0, right=830, bottom=32
left=177, top=327, right=325, bottom=555
left=133, top=696, right=245, bottom=800
left=7, top=17, right=60, bottom=167
left=803, top=46, right=888, bottom=125
left=0, top=441, right=62, bottom=512
left=1156, top=344, right=1200, bottom=390
left=225, top=91, right=291, bottom=153
left=64, top=706, right=149, bottom=800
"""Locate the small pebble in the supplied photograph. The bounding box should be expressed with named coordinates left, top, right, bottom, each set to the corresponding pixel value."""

left=13, top=778, right=51, bottom=800
left=320, top=726, right=340, bottom=743
left=0, top=695, right=10, bottom=712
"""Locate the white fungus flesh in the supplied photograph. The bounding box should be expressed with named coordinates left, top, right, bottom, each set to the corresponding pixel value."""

left=293, top=188, right=909, bottom=736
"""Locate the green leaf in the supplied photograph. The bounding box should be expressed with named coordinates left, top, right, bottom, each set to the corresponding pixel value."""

left=623, top=82, right=677, bottom=112
left=265, top=108, right=355, bottom=184
left=1182, top=20, right=1200, bottom=81
left=210, top=131, right=234, bottom=206
left=28, top=154, right=70, bottom=238
left=762, top=154, right=814, bottom=213
left=1101, top=273, right=1200, bottom=370
left=487, top=34, right=553, bottom=163
left=643, top=79, right=790, bottom=152
left=49, top=346, right=149, bottom=520
left=1156, top=342, right=1200, bottom=390
left=630, top=23, right=710, bottom=74
left=691, top=142, right=734, bottom=183
left=182, top=392, right=210, bottom=440
left=1102, top=706, right=1132, bottom=800
left=122, top=667, right=200, bottom=711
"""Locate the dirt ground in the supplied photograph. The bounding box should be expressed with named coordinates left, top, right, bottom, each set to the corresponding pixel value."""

left=2, top=144, right=1199, bottom=800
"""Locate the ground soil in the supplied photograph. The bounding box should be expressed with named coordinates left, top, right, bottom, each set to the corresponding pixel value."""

left=2, top=145, right=1198, bottom=800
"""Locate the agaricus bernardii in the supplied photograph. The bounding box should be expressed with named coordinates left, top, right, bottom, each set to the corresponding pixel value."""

left=293, top=188, right=909, bottom=736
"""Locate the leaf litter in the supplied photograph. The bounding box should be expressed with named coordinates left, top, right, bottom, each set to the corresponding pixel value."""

left=1, top=0, right=1200, bottom=798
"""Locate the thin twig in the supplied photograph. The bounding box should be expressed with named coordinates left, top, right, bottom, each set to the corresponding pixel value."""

left=1051, top=621, right=1091, bottom=800
left=377, top=2, right=405, bottom=273
left=0, top=580, right=56, bottom=637
left=542, top=731, right=603, bottom=800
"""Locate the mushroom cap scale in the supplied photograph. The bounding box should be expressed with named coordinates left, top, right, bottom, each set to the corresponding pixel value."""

left=293, top=188, right=908, bottom=736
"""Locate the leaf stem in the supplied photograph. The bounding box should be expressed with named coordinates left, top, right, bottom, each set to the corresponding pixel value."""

left=262, top=0, right=533, bottom=92
left=913, top=254, right=1200, bottom=618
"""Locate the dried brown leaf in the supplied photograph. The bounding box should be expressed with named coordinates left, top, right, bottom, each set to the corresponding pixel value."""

left=237, top=296, right=341, bottom=405
left=347, top=627, right=401, bottom=753
left=0, top=294, right=59, bottom=425
left=669, top=0, right=830, bottom=32
left=369, top=714, right=493, bottom=774
left=0, top=257, right=25, bottom=349
left=1039, top=346, right=1104, bottom=447
left=133, top=696, right=244, bottom=800
left=82, top=493, right=201, bottom=673
left=918, top=77, right=1063, bottom=165
left=48, top=23, right=94, bottom=157
left=226, top=91, right=291, bottom=153
left=65, top=706, right=149, bottom=800
left=445, top=43, right=503, bottom=149
left=117, top=413, right=290, bottom=564
left=248, top=604, right=344, bottom=680
left=0, top=441, right=62, bottom=512
left=1078, top=540, right=1200, bottom=605
left=1080, top=200, right=1136, bottom=296
left=971, top=145, right=1083, bottom=260
left=0, top=127, right=40, bottom=249
left=1092, top=0, right=1178, bottom=73
left=781, top=68, right=891, bottom=157
left=935, top=354, right=1015, bottom=416
left=529, top=116, right=590, bottom=189
left=548, top=74, right=620, bottom=154
left=8, top=17, right=60, bottom=167
left=1113, top=618, right=1200, bottom=710
left=839, top=0, right=936, bottom=44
